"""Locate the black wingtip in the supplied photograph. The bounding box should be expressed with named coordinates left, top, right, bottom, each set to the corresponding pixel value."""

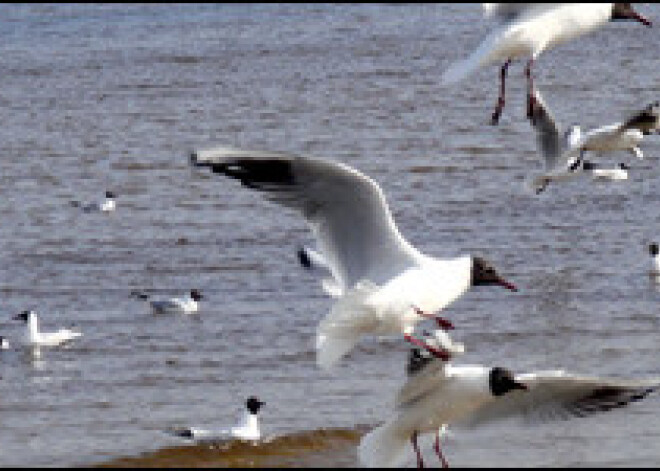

left=297, top=247, right=312, bottom=269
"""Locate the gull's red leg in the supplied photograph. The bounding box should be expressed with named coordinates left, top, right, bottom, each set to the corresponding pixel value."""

left=412, top=306, right=454, bottom=331
left=404, top=333, right=451, bottom=361
left=491, top=58, right=512, bottom=125
left=525, top=57, right=536, bottom=119
left=412, top=430, right=424, bottom=468
left=434, top=429, right=450, bottom=468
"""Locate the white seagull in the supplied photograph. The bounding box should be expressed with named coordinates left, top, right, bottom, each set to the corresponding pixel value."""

left=191, top=147, right=517, bottom=369
left=650, top=242, right=660, bottom=276
left=526, top=88, right=586, bottom=194
left=358, top=343, right=660, bottom=468
left=442, top=4, right=652, bottom=124
left=574, top=100, right=660, bottom=160
left=12, top=310, right=83, bottom=348
left=130, top=289, right=204, bottom=314
left=0, top=336, right=9, bottom=350
left=168, top=396, right=266, bottom=442
left=70, top=190, right=117, bottom=213
left=582, top=161, right=629, bottom=181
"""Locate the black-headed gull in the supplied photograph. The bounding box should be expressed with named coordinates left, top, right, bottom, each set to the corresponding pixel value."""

left=650, top=243, right=660, bottom=276
left=12, top=310, right=82, bottom=348
left=582, top=161, right=629, bottom=181
left=130, top=289, right=203, bottom=314
left=526, top=88, right=585, bottom=194
left=573, top=101, right=660, bottom=160
left=168, top=396, right=266, bottom=442
left=442, top=4, right=652, bottom=124
left=358, top=343, right=660, bottom=468
left=70, top=190, right=117, bottom=213
left=191, top=147, right=517, bottom=369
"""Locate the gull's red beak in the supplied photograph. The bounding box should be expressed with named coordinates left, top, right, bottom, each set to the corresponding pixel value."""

left=498, top=277, right=518, bottom=292
left=634, top=11, right=653, bottom=27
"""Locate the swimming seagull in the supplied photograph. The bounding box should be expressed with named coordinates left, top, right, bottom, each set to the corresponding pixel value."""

left=12, top=310, right=83, bottom=348
left=572, top=101, right=660, bottom=160
left=526, top=88, right=586, bottom=194
left=190, top=146, right=517, bottom=369
left=442, top=4, right=652, bottom=124
left=130, top=289, right=204, bottom=314
left=582, top=161, right=629, bottom=181
left=70, top=190, right=117, bottom=213
left=650, top=242, right=660, bottom=276
left=167, top=396, right=266, bottom=442
left=0, top=336, right=9, bottom=350
left=358, top=346, right=660, bottom=468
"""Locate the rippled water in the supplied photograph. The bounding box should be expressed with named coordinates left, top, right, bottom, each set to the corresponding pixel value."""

left=0, top=3, right=659, bottom=467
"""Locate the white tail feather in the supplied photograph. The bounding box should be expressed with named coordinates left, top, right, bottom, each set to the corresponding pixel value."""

left=358, top=423, right=408, bottom=468
left=315, top=281, right=379, bottom=369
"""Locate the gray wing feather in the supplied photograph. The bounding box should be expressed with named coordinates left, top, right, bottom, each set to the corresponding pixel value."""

left=528, top=89, right=563, bottom=171
left=457, top=371, right=660, bottom=429
left=191, top=147, right=420, bottom=288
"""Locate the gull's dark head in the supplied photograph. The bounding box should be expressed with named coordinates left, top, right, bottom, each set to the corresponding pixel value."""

left=246, top=396, right=265, bottom=414
left=618, top=162, right=630, bottom=171
left=489, top=367, right=528, bottom=397
left=650, top=243, right=659, bottom=257
left=471, top=257, right=517, bottom=292
left=105, top=191, right=116, bottom=199
left=12, top=310, right=32, bottom=323
left=611, top=3, right=652, bottom=27
left=190, top=289, right=203, bottom=301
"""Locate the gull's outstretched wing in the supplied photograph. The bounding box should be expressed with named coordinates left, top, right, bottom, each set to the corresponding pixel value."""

left=191, top=147, right=422, bottom=289
left=458, top=370, right=660, bottom=428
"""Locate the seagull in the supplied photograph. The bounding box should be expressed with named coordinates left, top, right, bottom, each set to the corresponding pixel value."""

left=526, top=88, right=586, bottom=194
left=12, top=310, right=82, bottom=348
left=297, top=246, right=344, bottom=297
left=650, top=242, right=660, bottom=276
left=0, top=336, right=9, bottom=350
left=573, top=101, right=660, bottom=160
left=442, top=4, right=652, bottom=124
left=358, top=344, right=660, bottom=468
left=70, top=190, right=116, bottom=213
left=190, top=146, right=517, bottom=369
left=167, top=396, right=266, bottom=442
left=582, top=161, right=629, bottom=181
left=130, top=289, right=203, bottom=314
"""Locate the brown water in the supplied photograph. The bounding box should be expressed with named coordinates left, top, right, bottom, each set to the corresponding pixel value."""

left=1, top=3, right=659, bottom=468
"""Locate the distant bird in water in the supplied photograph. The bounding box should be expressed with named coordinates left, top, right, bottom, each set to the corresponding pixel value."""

left=650, top=243, right=660, bottom=276
left=70, top=190, right=116, bottom=213
left=12, top=310, right=82, bottom=349
left=359, top=340, right=660, bottom=468
left=297, top=246, right=343, bottom=297
left=0, top=336, right=9, bottom=350
left=191, top=146, right=517, bottom=370
left=582, top=161, right=629, bottom=181
left=167, top=396, right=266, bottom=442
left=442, top=4, right=652, bottom=124
left=131, top=289, right=203, bottom=314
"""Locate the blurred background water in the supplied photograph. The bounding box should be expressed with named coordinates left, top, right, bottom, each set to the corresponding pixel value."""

left=0, top=3, right=659, bottom=467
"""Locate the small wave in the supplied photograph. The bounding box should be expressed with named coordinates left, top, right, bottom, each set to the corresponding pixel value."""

left=95, top=426, right=370, bottom=468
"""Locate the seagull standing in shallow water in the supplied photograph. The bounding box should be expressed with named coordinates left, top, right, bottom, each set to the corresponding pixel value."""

left=12, top=310, right=82, bottom=349
left=191, top=146, right=517, bottom=369
left=442, top=4, right=652, bottom=124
